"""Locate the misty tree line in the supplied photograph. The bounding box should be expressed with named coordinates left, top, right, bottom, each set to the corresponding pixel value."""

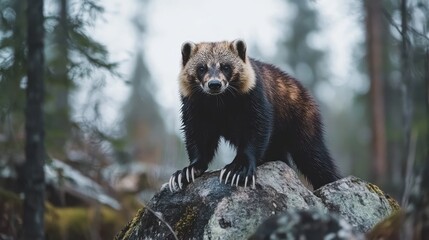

left=364, top=0, right=428, bottom=194
left=0, top=0, right=428, bottom=238
left=275, top=0, right=428, bottom=195
left=1, top=0, right=119, bottom=238
left=1, top=0, right=181, bottom=238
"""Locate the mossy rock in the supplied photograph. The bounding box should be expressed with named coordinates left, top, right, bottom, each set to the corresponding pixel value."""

left=366, top=183, right=400, bottom=212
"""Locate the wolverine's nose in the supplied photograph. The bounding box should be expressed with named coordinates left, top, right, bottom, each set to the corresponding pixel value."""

left=208, top=80, right=222, bottom=91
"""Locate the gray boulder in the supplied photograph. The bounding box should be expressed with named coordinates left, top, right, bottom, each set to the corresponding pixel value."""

left=314, top=176, right=400, bottom=233
left=115, top=161, right=398, bottom=240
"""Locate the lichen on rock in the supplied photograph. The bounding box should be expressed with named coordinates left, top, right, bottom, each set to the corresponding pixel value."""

left=175, top=206, right=198, bottom=238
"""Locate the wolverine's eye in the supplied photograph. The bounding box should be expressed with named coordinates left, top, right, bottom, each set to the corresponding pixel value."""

left=197, top=65, right=207, bottom=76
left=220, top=64, right=232, bottom=74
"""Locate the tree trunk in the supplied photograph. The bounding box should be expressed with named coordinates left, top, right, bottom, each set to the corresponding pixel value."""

left=365, top=0, right=387, bottom=185
left=400, top=0, right=413, bottom=194
left=23, top=0, right=45, bottom=238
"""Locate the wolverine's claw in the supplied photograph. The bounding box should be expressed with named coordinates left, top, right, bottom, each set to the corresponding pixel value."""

left=218, top=166, right=256, bottom=188
left=178, top=173, right=183, bottom=189
left=169, top=165, right=206, bottom=192
left=225, top=171, right=231, bottom=184
left=231, top=174, right=237, bottom=186
left=219, top=169, right=226, bottom=182
left=170, top=175, right=174, bottom=192
left=170, top=175, right=175, bottom=191
left=173, top=175, right=178, bottom=191
left=169, top=176, right=173, bottom=192
left=191, top=167, right=195, bottom=182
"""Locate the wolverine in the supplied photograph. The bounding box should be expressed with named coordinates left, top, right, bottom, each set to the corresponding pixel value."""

left=168, top=39, right=341, bottom=192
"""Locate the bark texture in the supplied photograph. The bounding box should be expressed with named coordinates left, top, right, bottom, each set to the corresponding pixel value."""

left=23, top=0, right=46, bottom=239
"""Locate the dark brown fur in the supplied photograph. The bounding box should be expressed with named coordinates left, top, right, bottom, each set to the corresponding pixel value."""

left=170, top=40, right=340, bottom=191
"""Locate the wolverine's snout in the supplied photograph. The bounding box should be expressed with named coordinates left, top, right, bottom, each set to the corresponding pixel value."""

left=204, top=79, right=226, bottom=95
left=208, top=80, right=222, bottom=91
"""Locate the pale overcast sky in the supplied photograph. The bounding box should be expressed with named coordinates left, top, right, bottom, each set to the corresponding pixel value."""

left=81, top=0, right=364, bottom=134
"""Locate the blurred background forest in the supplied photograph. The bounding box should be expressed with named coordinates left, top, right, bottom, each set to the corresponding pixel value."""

left=0, top=0, right=428, bottom=239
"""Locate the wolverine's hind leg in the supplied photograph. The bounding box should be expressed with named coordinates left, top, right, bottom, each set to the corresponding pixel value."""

left=289, top=136, right=341, bottom=190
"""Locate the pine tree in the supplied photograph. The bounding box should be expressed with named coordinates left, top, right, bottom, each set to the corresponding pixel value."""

left=23, top=0, right=45, bottom=237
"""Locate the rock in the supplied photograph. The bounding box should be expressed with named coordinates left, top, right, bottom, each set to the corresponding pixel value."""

left=248, top=209, right=364, bottom=240
left=115, top=161, right=398, bottom=240
left=314, top=176, right=400, bottom=233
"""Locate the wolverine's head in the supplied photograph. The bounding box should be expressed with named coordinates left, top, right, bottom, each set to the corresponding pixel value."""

left=179, top=40, right=256, bottom=97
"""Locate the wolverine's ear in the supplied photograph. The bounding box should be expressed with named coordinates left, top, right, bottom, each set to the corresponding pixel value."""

left=231, top=39, right=247, bottom=62
left=181, top=41, right=196, bottom=66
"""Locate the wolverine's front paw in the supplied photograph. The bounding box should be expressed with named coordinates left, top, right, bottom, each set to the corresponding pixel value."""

left=168, top=165, right=206, bottom=192
left=219, top=161, right=256, bottom=189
